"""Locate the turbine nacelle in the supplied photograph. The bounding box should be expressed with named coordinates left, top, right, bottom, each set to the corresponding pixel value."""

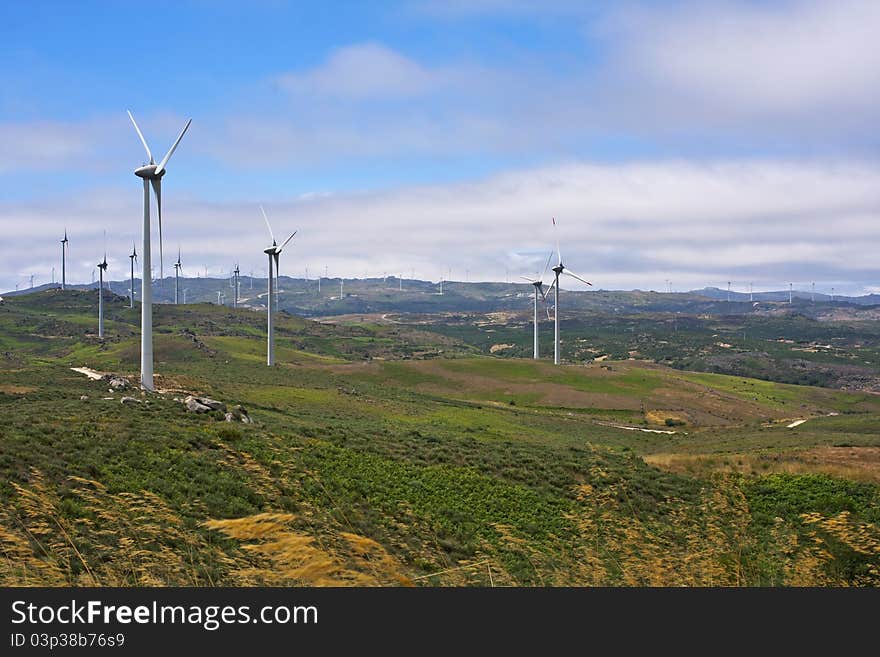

left=134, top=163, right=164, bottom=179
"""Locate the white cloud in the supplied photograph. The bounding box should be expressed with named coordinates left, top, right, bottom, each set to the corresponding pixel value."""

left=3, top=158, right=879, bottom=295
left=275, top=42, right=448, bottom=99
left=599, top=0, right=880, bottom=124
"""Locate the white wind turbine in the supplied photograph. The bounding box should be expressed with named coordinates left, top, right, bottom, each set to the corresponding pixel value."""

left=97, top=252, right=108, bottom=338
left=545, top=218, right=592, bottom=365
left=261, top=205, right=296, bottom=366
left=60, top=229, right=69, bottom=290
left=128, top=242, right=137, bottom=308
left=173, top=248, right=182, bottom=305
left=520, top=252, right=554, bottom=360
left=128, top=110, right=192, bottom=390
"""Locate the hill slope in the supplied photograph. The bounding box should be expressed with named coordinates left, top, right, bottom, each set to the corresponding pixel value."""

left=1, top=290, right=878, bottom=586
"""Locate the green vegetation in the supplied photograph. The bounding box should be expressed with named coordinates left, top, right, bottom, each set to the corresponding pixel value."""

left=1, top=290, right=878, bottom=586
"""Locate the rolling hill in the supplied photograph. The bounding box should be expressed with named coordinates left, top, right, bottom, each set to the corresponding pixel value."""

left=1, top=289, right=878, bottom=586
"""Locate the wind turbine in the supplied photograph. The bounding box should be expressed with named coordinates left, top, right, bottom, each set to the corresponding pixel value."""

left=749, top=282, right=753, bottom=302
left=261, top=205, right=296, bottom=366
left=233, top=264, right=240, bottom=308
left=97, top=253, right=108, bottom=338
left=789, top=283, right=793, bottom=305
left=545, top=218, right=592, bottom=365
left=521, top=252, right=553, bottom=359
left=60, top=229, right=68, bottom=290
left=128, top=110, right=192, bottom=390
left=128, top=242, right=137, bottom=308
left=173, top=248, right=182, bottom=305
left=727, top=281, right=731, bottom=302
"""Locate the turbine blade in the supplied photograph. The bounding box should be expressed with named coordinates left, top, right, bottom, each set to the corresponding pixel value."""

left=155, top=118, right=192, bottom=174
left=562, top=269, right=593, bottom=286
left=260, top=205, right=275, bottom=243
left=519, top=275, right=535, bottom=283
left=150, top=178, right=164, bottom=282
left=278, top=230, right=297, bottom=252
left=545, top=276, right=557, bottom=298
left=127, top=110, right=153, bottom=163
left=542, top=251, right=554, bottom=277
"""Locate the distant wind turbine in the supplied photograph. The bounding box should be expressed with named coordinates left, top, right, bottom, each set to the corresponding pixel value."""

left=97, top=253, right=108, bottom=338
left=261, top=205, right=296, bottom=366
left=173, top=248, right=183, bottom=305
left=60, top=229, right=68, bottom=290
left=128, top=242, right=137, bottom=308
left=521, top=252, right=553, bottom=359
left=545, top=218, right=592, bottom=365
left=127, top=110, right=192, bottom=390
left=233, top=264, right=240, bottom=308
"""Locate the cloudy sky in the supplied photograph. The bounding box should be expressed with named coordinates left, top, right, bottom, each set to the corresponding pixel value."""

left=2, top=0, right=879, bottom=294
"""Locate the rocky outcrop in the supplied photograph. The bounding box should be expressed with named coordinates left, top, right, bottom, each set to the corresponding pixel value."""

left=184, top=395, right=213, bottom=413
left=120, top=396, right=140, bottom=405
left=224, top=405, right=252, bottom=424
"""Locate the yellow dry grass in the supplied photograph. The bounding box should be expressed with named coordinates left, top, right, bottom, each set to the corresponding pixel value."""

left=646, top=447, right=880, bottom=484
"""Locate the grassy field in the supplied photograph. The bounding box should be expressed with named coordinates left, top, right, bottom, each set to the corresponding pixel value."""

left=1, top=289, right=878, bottom=586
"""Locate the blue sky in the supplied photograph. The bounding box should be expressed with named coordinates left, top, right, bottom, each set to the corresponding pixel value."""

left=2, top=0, right=880, bottom=294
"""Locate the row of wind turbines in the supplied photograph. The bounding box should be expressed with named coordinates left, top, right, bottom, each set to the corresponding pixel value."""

left=53, top=107, right=858, bottom=392
left=58, top=111, right=593, bottom=391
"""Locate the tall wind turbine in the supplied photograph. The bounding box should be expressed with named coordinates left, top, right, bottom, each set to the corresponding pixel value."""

left=521, top=252, right=553, bottom=359
left=128, top=242, right=137, bottom=308
left=261, top=205, right=296, bottom=366
left=789, top=283, right=793, bottom=305
left=60, top=229, right=69, bottom=290
left=173, top=248, right=182, bottom=305
left=97, top=254, right=108, bottom=338
left=545, top=218, right=592, bottom=365
left=128, top=110, right=192, bottom=390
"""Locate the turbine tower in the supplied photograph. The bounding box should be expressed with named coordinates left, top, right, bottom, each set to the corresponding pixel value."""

left=789, top=283, right=793, bottom=304
left=97, top=254, right=108, bottom=338
left=128, top=110, right=192, bottom=390
left=128, top=242, right=137, bottom=308
left=521, top=252, right=553, bottom=359
left=173, top=248, right=182, bottom=305
left=261, top=205, right=296, bottom=366
left=749, top=282, right=753, bottom=302
left=60, top=229, right=68, bottom=290
left=545, top=218, right=592, bottom=365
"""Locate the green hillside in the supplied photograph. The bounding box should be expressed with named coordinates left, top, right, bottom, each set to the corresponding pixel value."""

left=1, top=290, right=878, bottom=586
